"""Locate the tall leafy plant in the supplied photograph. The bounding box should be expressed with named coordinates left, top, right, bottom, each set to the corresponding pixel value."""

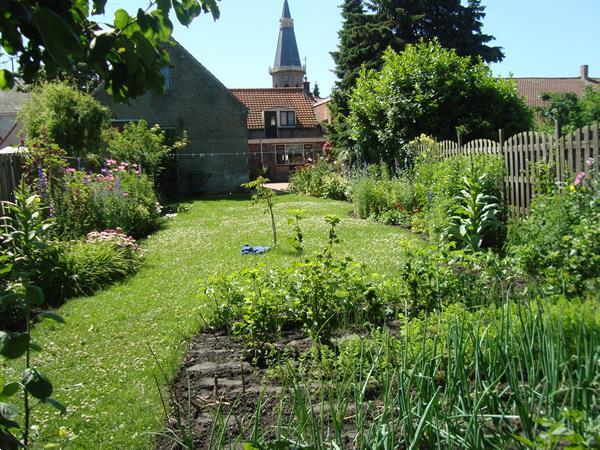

left=242, top=177, right=278, bottom=246
left=443, top=168, right=500, bottom=251
left=0, top=187, right=65, bottom=449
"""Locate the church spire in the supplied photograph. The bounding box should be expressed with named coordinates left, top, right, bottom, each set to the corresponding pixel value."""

left=270, top=0, right=305, bottom=88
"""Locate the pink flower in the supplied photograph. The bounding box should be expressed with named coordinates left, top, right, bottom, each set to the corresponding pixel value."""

left=573, top=172, right=585, bottom=186
left=121, top=162, right=129, bottom=167
left=105, top=159, right=117, bottom=166
left=122, top=192, right=129, bottom=197
left=65, top=167, right=76, bottom=174
left=586, top=157, right=594, bottom=167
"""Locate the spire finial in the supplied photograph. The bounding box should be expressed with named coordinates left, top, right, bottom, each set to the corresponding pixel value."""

left=282, top=0, right=292, bottom=19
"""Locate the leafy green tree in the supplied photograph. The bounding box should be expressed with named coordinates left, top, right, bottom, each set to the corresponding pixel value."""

left=104, top=120, right=188, bottom=179
left=18, top=82, right=110, bottom=158
left=242, top=177, right=278, bottom=246
left=0, top=1, right=220, bottom=101
left=329, top=0, right=504, bottom=149
left=312, top=82, right=321, bottom=98
left=347, top=41, right=532, bottom=166
left=537, top=87, right=600, bottom=134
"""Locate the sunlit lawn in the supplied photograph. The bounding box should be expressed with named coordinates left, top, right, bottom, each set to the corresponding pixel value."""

left=3, top=194, right=422, bottom=448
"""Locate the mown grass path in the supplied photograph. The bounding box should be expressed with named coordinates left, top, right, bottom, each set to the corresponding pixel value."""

left=3, top=195, right=420, bottom=448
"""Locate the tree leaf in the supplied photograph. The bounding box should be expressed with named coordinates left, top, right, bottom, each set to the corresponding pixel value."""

left=0, top=332, right=30, bottom=359
left=0, top=402, right=18, bottom=420
left=0, top=382, right=20, bottom=400
left=32, top=8, right=84, bottom=67
left=22, top=368, right=53, bottom=400
left=26, top=285, right=44, bottom=306
left=114, top=9, right=130, bottom=30
left=36, top=311, right=65, bottom=324
left=43, top=398, right=66, bottom=414
left=0, top=70, right=15, bottom=91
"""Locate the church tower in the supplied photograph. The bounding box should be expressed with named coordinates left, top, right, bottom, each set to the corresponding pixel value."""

left=270, top=0, right=305, bottom=88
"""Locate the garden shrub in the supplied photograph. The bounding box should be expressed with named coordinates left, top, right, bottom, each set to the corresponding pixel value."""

left=18, top=81, right=110, bottom=157
left=34, top=230, right=143, bottom=306
left=50, top=161, right=162, bottom=239
left=395, top=240, right=507, bottom=315
left=103, top=119, right=188, bottom=182
left=351, top=175, right=415, bottom=226
left=201, top=251, right=394, bottom=358
left=289, top=161, right=349, bottom=201
left=412, top=154, right=506, bottom=248
left=507, top=169, right=599, bottom=296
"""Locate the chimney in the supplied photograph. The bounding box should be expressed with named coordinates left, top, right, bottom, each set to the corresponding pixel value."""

left=303, top=77, right=311, bottom=94
left=580, top=64, right=589, bottom=80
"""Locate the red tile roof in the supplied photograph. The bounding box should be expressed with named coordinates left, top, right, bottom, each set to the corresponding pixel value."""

left=511, top=77, right=599, bottom=108
left=230, top=88, right=319, bottom=130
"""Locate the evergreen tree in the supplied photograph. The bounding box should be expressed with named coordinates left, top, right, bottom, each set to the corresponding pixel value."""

left=312, top=82, right=321, bottom=97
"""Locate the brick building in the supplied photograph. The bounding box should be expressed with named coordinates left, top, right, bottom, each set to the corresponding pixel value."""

left=231, top=0, right=326, bottom=182
left=95, top=43, right=249, bottom=194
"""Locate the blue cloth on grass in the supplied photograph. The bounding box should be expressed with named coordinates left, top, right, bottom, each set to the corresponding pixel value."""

left=240, top=244, right=270, bottom=255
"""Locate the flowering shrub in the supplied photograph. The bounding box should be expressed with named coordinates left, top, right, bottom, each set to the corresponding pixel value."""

left=507, top=164, right=599, bottom=296
left=290, top=160, right=349, bottom=201
left=50, top=160, right=162, bottom=238
left=86, top=228, right=141, bottom=254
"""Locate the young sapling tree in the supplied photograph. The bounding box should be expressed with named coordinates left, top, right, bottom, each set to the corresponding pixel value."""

left=242, top=177, right=278, bottom=246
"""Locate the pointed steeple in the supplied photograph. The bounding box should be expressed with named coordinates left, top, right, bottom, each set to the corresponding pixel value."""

left=270, top=0, right=305, bottom=88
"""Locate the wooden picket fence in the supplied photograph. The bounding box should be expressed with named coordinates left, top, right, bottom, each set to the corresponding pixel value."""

left=410, top=123, right=599, bottom=216
left=0, top=152, right=23, bottom=202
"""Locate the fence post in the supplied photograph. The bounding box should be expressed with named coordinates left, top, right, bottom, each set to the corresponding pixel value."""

left=457, top=132, right=463, bottom=152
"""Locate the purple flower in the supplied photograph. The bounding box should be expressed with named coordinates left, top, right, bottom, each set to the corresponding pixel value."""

left=37, top=166, right=46, bottom=190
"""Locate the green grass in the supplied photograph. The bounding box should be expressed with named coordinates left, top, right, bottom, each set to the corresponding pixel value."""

left=2, top=194, right=421, bottom=448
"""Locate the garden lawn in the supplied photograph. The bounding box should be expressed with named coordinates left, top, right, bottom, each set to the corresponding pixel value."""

left=2, top=194, right=421, bottom=449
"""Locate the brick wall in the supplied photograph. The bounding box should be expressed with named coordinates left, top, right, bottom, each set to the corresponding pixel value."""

left=95, top=43, right=249, bottom=194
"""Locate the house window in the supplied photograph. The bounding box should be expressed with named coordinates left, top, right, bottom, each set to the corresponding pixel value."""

left=160, top=66, right=172, bottom=92
left=276, top=144, right=306, bottom=165
left=279, top=111, right=296, bottom=127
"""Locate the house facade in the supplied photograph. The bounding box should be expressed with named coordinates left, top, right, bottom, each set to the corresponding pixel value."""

left=95, top=43, right=249, bottom=194
left=231, top=88, right=325, bottom=181
left=231, top=0, right=326, bottom=182
left=0, top=85, right=28, bottom=147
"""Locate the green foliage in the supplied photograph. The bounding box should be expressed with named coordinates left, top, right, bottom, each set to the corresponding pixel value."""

left=18, top=82, right=110, bottom=157
left=104, top=120, right=188, bottom=180
left=395, top=240, right=506, bottom=315
left=443, top=169, right=501, bottom=251
left=242, top=177, right=278, bottom=246
left=289, top=161, right=349, bottom=201
left=287, top=209, right=305, bottom=255
left=537, top=86, right=600, bottom=134
left=201, top=233, right=392, bottom=357
left=0, top=190, right=65, bottom=448
left=347, top=41, right=532, bottom=165
left=351, top=168, right=416, bottom=226
left=50, top=167, right=162, bottom=239
left=329, top=0, right=504, bottom=149
left=0, top=1, right=220, bottom=101
left=507, top=172, right=600, bottom=296
left=412, top=154, right=506, bottom=247
left=34, top=232, right=143, bottom=307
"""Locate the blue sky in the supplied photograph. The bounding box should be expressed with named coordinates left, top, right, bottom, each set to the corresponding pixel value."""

left=89, top=0, right=600, bottom=96
left=155, top=0, right=600, bottom=96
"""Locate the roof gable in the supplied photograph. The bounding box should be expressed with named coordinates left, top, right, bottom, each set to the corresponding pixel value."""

left=230, top=88, right=319, bottom=129
left=511, top=77, right=599, bottom=108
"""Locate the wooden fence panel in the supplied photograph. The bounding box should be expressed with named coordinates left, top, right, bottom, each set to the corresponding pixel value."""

left=0, top=154, right=23, bottom=202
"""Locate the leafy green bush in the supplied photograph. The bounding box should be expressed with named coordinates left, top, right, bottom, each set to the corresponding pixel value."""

left=103, top=119, right=188, bottom=181
left=18, top=81, right=110, bottom=157
left=507, top=171, right=599, bottom=296
left=289, top=161, right=349, bottom=201
left=201, top=252, right=393, bottom=358
left=351, top=175, right=416, bottom=226
left=412, top=154, right=506, bottom=247
left=34, top=230, right=143, bottom=307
